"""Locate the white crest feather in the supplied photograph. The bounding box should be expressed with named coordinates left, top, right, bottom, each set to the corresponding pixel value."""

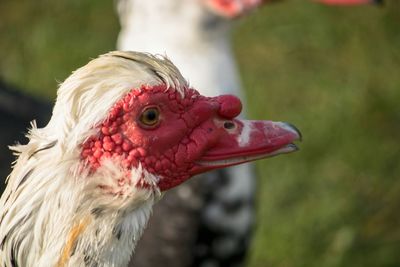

left=0, top=51, right=182, bottom=267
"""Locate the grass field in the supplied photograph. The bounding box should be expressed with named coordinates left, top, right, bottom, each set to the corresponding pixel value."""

left=1, top=0, right=399, bottom=266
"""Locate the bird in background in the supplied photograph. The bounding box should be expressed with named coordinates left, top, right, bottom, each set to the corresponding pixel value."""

left=0, top=51, right=301, bottom=267
left=116, top=0, right=381, bottom=266
left=117, top=1, right=265, bottom=266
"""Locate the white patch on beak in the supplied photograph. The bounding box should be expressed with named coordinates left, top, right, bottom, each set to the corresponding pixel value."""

left=237, top=120, right=254, bottom=147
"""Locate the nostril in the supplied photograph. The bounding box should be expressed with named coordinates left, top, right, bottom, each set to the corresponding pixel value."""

left=223, top=121, right=235, bottom=130
left=217, top=95, right=242, bottom=119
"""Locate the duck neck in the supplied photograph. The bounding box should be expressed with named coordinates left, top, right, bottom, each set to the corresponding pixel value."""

left=116, top=0, right=242, bottom=97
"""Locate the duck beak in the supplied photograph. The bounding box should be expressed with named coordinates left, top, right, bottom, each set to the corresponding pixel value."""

left=192, top=120, right=301, bottom=174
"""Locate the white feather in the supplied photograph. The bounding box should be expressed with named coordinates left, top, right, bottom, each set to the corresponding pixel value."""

left=0, top=51, right=184, bottom=267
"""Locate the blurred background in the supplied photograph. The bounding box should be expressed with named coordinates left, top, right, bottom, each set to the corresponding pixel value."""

left=0, top=0, right=399, bottom=266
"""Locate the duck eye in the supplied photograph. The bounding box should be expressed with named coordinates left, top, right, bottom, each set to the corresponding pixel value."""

left=139, top=107, right=160, bottom=127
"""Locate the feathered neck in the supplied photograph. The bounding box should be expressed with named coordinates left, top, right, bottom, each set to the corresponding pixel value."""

left=0, top=125, right=162, bottom=266
left=117, top=0, right=231, bottom=47
left=0, top=51, right=185, bottom=267
left=116, top=0, right=244, bottom=98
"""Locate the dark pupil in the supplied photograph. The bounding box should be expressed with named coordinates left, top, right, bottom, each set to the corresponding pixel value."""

left=224, top=121, right=235, bottom=129
left=145, top=110, right=157, bottom=121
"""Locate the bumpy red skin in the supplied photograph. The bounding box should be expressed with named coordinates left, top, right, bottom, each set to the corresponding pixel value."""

left=81, top=85, right=301, bottom=192
left=81, top=85, right=242, bottom=191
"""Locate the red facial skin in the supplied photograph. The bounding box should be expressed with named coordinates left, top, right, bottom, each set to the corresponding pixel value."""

left=81, top=85, right=300, bottom=191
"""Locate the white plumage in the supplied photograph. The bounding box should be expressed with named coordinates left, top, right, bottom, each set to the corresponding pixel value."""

left=0, top=52, right=185, bottom=267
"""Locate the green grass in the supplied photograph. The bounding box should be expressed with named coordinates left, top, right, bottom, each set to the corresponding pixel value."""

left=1, top=0, right=399, bottom=266
left=234, top=2, right=400, bottom=267
left=0, top=0, right=119, bottom=99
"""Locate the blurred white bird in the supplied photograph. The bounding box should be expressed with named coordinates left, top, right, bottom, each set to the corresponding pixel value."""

left=117, top=1, right=265, bottom=266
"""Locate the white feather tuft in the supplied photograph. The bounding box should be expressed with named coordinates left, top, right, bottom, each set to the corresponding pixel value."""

left=0, top=51, right=181, bottom=266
